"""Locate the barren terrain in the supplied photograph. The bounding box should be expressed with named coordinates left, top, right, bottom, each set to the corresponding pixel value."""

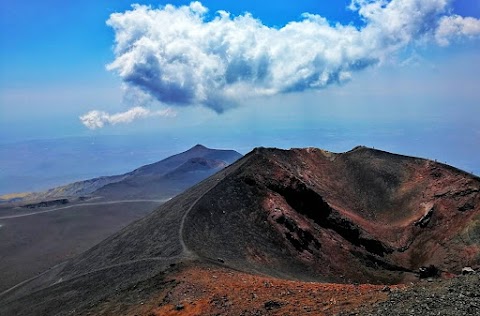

left=0, top=145, right=241, bottom=293
left=0, top=146, right=478, bottom=315
left=0, top=200, right=162, bottom=292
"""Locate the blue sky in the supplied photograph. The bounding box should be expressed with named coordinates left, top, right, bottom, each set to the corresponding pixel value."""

left=1, top=0, right=480, bottom=179
left=0, top=0, right=359, bottom=87
left=1, top=0, right=478, bottom=88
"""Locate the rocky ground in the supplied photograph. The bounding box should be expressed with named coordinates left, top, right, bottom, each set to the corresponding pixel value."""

left=96, top=263, right=477, bottom=316
left=343, top=272, right=479, bottom=316
left=119, top=262, right=397, bottom=316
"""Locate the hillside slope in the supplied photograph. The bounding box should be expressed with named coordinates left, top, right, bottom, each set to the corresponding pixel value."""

left=0, top=145, right=241, bottom=293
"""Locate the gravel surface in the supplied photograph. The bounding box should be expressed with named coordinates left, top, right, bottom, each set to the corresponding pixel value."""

left=342, top=273, right=480, bottom=316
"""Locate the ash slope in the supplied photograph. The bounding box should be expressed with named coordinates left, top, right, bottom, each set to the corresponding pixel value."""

left=0, top=145, right=241, bottom=293
left=1, top=146, right=479, bottom=315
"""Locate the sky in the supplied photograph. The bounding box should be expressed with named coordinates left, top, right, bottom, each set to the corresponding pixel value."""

left=1, top=0, right=480, bottom=184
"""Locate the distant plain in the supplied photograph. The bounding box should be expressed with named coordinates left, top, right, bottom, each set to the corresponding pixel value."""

left=0, top=200, right=162, bottom=292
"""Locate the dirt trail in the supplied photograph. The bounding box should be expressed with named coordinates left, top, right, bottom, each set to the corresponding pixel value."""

left=179, top=154, right=253, bottom=257
left=0, top=199, right=167, bottom=220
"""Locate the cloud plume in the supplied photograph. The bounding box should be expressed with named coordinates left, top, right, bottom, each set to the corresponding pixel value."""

left=102, top=0, right=480, bottom=114
left=80, top=106, right=175, bottom=129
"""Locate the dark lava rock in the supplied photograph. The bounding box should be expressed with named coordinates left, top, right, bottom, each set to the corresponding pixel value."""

left=264, top=300, right=282, bottom=310
left=419, top=265, right=440, bottom=279
left=175, top=304, right=184, bottom=311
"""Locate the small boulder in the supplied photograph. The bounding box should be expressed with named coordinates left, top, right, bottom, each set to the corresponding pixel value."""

left=462, top=267, right=475, bottom=275
left=175, top=304, right=184, bottom=311
left=264, top=300, right=282, bottom=310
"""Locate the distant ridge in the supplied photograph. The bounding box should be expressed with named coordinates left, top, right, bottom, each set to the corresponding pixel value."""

left=94, top=144, right=241, bottom=199
left=1, top=145, right=242, bottom=203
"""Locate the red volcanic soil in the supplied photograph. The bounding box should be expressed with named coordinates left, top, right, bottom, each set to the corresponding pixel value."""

left=122, top=262, right=404, bottom=316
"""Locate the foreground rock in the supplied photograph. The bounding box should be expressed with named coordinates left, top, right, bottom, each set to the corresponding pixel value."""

left=346, top=273, right=480, bottom=316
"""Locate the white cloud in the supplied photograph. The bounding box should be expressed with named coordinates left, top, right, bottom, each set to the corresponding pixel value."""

left=80, top=106, right=175, bottom=129
left=436, top=15, right=480, bottom=45
left=94, top=0, right=480, bottom=116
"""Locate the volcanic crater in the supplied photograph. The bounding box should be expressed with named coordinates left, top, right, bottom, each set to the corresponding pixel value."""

left=183, top=146, right=480, bottom=284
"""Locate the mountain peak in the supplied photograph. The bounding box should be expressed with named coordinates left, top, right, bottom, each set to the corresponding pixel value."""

left=191, top=144, right=208, bottom=150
